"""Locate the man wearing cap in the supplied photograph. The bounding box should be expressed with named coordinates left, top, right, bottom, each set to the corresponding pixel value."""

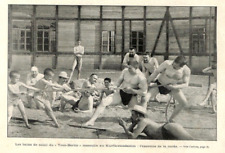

left=118, top=105, right=194, bottom=140
left=26, top=66, right=44, bottom=108
left=53, top=71, right=80, bottom=112
left=84, top=60, right=147, bottom=126
left=122, top=47, right=140, bottom=69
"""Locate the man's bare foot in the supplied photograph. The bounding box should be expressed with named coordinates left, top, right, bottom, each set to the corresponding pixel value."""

left=199, top=101, right=207, bottom=106
left=84, top=121, right=94, bottom=126
left=26, top=124, right=31, bottom=129
left=55, top=123, right=60, bottom=128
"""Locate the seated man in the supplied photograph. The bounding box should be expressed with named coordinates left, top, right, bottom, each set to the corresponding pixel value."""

left=118, top=105, right=194, bottom=140
left=97, top=77, right=116, bottom=106
left=72, top=73, right=99, bottom=113
left=84, top=60, right=147, bottom=126
left=52, top=71, right=80, bottom=112
left=26, top=66, right=44, bottom=109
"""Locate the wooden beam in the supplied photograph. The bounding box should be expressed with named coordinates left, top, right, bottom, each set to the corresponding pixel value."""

left=143, top=6, right=146, bottom=52
left=129, top=20, right=132, bottom=47
left=31, top=5, right=37, bottom=66
left=114, top=20, right=116, bottom=54
left=77, top=6, right=81, bottom=41
left=99, top=6, right=103, bottom=69
left=165, top=7, right=169, bottom=60
left=121, top=6, right=125, bottom=65
left=168, top=12, right=184, bottom=54
left=8, top=5, right=12, bottom=68
left=213, top=7, right=217, bottom=61
left=189, top=7, right=193, bottom=68
left=52, top=5, right=58, bottom=69
left=9, top=51, right=214, bottom=56
left=151, top=11, right=166, bottom=56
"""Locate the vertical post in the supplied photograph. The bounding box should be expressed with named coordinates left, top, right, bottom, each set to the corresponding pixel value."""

left=121, top=6, right=125, bottom=65
left=53, top=5, right=58, bottom=69
left=214, top=7, right=217, bottom=61
left=143, top=6, right=147, bottom=53
left=99, top=6, right=103, bottom=69
left=77, top=5, right=81, bottom=41
left=114, top=20, right=116, bottom=54
left=8, top=5, right=12, bottom=69
left=165, top=6, right=169, bottom=60
left=31, top=5, right=37, bottom=66
left=189, top=7, right=192, bottom=68
left=129, top=20, right=132, bottom=48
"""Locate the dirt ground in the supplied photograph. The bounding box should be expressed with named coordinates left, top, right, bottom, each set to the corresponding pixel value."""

left=7, top=69, right=217, bottom=140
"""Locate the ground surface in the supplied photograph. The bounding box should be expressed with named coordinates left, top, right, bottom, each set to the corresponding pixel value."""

left=7, top=69, right=217, bottom=140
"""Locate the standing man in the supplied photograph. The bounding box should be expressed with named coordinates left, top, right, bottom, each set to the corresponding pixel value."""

left=122, top=47, right=140, bottom=69
left=68, top=40, right=84, bottom=81
left=146, top=55, right=191, bottom=122
left=26, top=66, right=44, bottom=108
left=141, top=52, right=159, bottom=78
left=84, top=60, right=147, bottom=126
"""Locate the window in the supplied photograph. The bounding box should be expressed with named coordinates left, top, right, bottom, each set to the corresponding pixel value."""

left=12, top=20, right=31, bottom=51
left=102, top=31, right=115, bottom=52
left=131, top=31, right=144, bottom=52
left=37, top=21, right=56, bottom=52
left=192, top=26, right=206, bottom=53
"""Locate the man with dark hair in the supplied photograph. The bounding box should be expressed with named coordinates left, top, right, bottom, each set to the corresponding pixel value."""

left=98, top=77, right=115, bottom=104
left=146, top=55, right=191, bottom=122
left=84, top=60, right=147, bottom=126
left=122, top=47, right=140, bottom=69
left=118, top=105, right=194, bottom=140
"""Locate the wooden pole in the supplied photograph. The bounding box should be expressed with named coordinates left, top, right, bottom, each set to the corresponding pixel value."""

left=31, top=5, right=37, bottom=66
left=189, top=7, right=193, bottom=68
left=121, top=6, right=125, bottom=67
left=165, top=7, right=169, bottom=60
left=8, top=5, right=12, bottom=69
left=168, top=12, right=183, bottom=54
left=99, top=6, right=103, bottom=69
left=143, top=6, right=147, bottom=52
left=53, top=5, right=58, bottom=69
left=151, top=11, right=166, bottom=56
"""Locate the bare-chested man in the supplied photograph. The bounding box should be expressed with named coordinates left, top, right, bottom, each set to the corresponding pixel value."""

left=141, top=52, right=159, bottom=78
left=84, top=60, right=147, bottom=126
left=146, top=55, right=191, bottom=122
left=119, top=105, right=194, bottom=140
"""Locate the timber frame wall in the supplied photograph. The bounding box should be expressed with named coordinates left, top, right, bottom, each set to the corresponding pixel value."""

left=8, top=5, right=217, bottom=70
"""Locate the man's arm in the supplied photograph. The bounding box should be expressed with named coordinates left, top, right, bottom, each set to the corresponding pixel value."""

left=119, top=118, right=147, bottom=139
left=202, top=66, right=213, bottom=74
left=115, top=70, right=125, bottom=88
left=74, top=46, right=84, bottom=55
left=166, top=67, right=191, bottom=90
left=20, top=82, right=40, bottom=92
left=148, top=60, right=168, bottom=83
left=124, top=77, right=147, bottom=96
left=153, top=57, right=159, bottom=69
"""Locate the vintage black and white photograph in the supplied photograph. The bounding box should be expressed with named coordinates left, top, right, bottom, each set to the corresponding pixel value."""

left=7, top=4, right=217, bottom=141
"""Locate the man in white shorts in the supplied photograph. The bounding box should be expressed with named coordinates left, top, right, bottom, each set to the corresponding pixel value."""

left=146, top=55, right=191, bottom=122
left=84, top=60, right=148, bottom=126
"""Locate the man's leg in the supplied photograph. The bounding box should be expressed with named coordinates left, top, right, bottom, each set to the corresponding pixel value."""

left=8, top=104, right=14, bottom=123
left=77, top=58, right=82, bottom=80
left=44, top=100, right=59, bottom=128
left=166, top=123, right=194, bottom=140
left=17, top=100, right=31, bottom=129
left=84, top=92, right=122, bottom=126
left=140, top=87, right=159, bottom=108
left=199, top=84, right=214, bottom=106
left=211, top=89, right=217, bottom=113
left=168, top=89, right=188, bottom=122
